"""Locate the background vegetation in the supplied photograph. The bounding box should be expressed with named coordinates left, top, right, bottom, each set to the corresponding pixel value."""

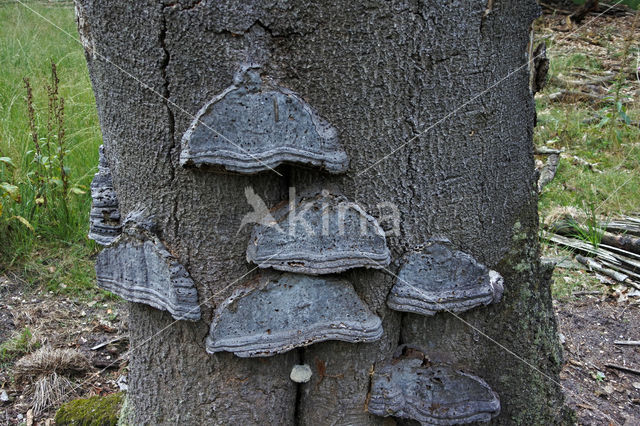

left=0, top=2, right=102, bottom=298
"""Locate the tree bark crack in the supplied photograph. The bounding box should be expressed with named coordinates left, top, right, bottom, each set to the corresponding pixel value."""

left=293, top=347, right=305, bottom=426
left=160, top=5, right=180, bottom=239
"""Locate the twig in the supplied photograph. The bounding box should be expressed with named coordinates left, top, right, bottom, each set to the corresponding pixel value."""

left=551, top=73, right=616, bottom=88
left=538, top=153, right=559, bottom=192
left=90, top=336, right=125, bottom=351
left=548, top=234, right=620, bottom=264
left=599, top=261, right=640, bottom=290
left=572, top=290, right=602, bottom=296
left=535, top=147, right=564, bottom=155
left=576, top=403, right=596, bottom=411
left=613, top=341, right=640, bottom=346
left=576, top=255, right=628, bottom=283
left=548, top=90, right=606, bottom=103
left=601, top=219, right=640, bottom=237
left=605, top=363, right=640, bottom=376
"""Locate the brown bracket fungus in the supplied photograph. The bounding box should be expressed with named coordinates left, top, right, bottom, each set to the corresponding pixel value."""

left=246, top=191, right=391, bottom=275
left=368, top=346, right=501, bottom=424
left=387, top=241, right=504, bottom=316
left=180, top=66, right=349, bottom=174
left=95, top=224, right=200, bottom=321
left=88, top=145, right=121, bottom=246
left=205, top=272, right=383, bottom=357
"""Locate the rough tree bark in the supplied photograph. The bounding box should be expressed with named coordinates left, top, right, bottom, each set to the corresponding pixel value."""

left=77, top=0, right=572, bottom=424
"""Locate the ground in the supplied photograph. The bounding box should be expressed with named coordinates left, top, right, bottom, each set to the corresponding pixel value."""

left=557, top=298, right=640, bottom=425
left=0, top=274, right=127, bottom=424
left=1, top=2, right=639, bottom=426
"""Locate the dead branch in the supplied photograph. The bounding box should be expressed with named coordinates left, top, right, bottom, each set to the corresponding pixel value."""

left=538, top=153, right=559, bottom=192
left=551, top=73, right=616, bottom=88
left=535, top=147, right=564, bottom=155
left=572, top=290, right=602, bottom=296
left=605, top=363, right=640, bottom=376
left=601, top=219, right=640, bottom=237
left=576, top=255, right=629, bottom=283
left=548, top=90, right=607, bottom=103
left=600, top=232, right=640, bottom=256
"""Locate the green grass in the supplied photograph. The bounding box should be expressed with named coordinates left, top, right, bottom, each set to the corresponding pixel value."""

left=0, top=326, right=40, bottom=364
left=536, top=85, right=640, bottom=219
left=0, top=1, right=102, bottom=297
left=536, top=15, right=640, bottom=297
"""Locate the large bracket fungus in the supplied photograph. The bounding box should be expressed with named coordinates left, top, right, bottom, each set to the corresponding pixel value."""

left=246, top=191, right=391, bottom=275
left=368, top=346, right=501, bottom=425
left=205, top=272, right=383, bottom=357
left=387, top=241, right=504, bottom=316
left=95, top=223, right=200, bottom=321
left=88, top=145, right=121, bottom=246
left=179, top=66, right=349, bottom=174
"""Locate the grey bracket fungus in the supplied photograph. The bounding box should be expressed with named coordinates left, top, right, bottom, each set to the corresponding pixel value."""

left=95, top=222, right=201, bottom=321
left=246, top=191, right=391, bottom=275
left=88, top=145, right=121, bottom=246
left=180, top=66, right=349, bottom=174
left=205, top=272, right=383, bottom=357
left=387, top=241, right=504, bottom=316
left=368, top=346, right=501, bottom=425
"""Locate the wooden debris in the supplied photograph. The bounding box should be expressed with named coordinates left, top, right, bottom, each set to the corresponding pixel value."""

left=548, top=90, right=606, bottom=103
left=576, top=255, right=628, bottom=283
left=564, top=154, right=602, bottom=173
left=603, top=218, right=640, bottom=237
left=548, top=234, right=619, bottom=264
left=572, top=290, right=602, bottom=296
left=90, top=336, right=126, bottom=351
left=600, top=232, right=640, bottom=255
left=546, top=225, right=640, bottom=291
left=613, top=341, right=640, bottom=346
left=605, top=363, right=640, bottom=376
left=541, top=256, right=582, bottom=270
left=538, top=153, right=559, bottom=192
left=552, top=73, right=616, bottom=88
left=535, top=147, right=564, bottom=155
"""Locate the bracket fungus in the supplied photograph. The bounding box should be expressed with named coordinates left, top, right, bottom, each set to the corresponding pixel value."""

left=387, top=241, right=504, bottom=316
left=368, top=346, right=501, bottom=424
left=246, top=191, right=391, bottom=275
left=205, top=272, right=383, bottom=357
left=180, top=66, right=348, bottom=174
left=95, top=226, right=200, bottom=321
left=88, top=145, right=121, bottom=246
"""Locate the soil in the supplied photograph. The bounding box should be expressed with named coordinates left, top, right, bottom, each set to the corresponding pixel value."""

left=557, top=296, right=640, bottom=425
left=3, top=275, right=640, bottom=425
left=0, top=274, right=128, bottom=424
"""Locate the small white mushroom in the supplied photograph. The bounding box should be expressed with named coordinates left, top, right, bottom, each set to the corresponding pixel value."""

left=290, top=364, right=312, bottom=383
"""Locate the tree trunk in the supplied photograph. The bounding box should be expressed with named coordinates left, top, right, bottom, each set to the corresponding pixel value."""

left=77, top=0, right=571, bottom=424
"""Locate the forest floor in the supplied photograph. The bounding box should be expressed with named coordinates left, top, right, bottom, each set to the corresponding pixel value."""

left=536, top=6, right=640, bottom=425
left=0, top=3, right=639, bottom=426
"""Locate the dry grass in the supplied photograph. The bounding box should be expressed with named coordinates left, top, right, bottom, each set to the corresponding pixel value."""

left=14, top=347, right=91, bottom=384
left=542, top=205, right=588, bottom=227
left=30, top=372, right=73, bottom=416
left=13, top=347, right=91, bottom=415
